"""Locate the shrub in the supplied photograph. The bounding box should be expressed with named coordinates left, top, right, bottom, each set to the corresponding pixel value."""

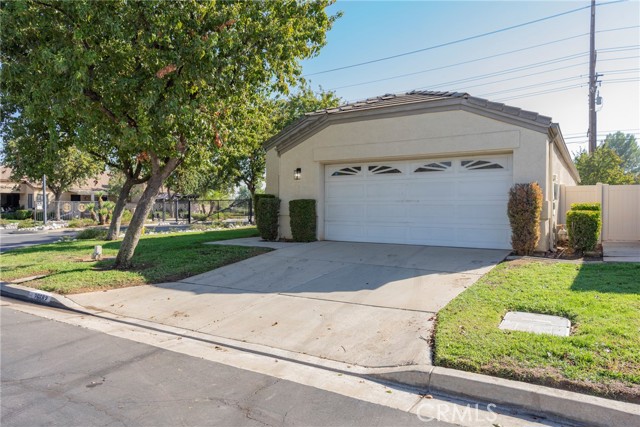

left=191, top=212, right=209, bottom=222
left=68, top=218, right=97, bottom=228
left=120, top=209, right=133, bottom=225
left=507, top=182, right=543, bottom=255
left=567, top=210, right=601, bottom=253
left=256, top=197, right=279, bottom=241
left=289, top=199, right=317, bottom=242
left=76, top=227, right=108, bottom=240
left=570, top=202, right=601, bottom=212
left=15, top=209, right=33, bottom=220
left=1, top=212, right=17, bottom=220
left=17, top=219, right=36, bottom=229
left=254, top=193, right=275, bottom=227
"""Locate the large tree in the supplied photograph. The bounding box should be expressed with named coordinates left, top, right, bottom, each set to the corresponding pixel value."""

left=1, top=116, right=102, bottom=220
left=1, top=0, right=338, bottom=268
left=215, top=86, right=341, bottom=218
left=574, top=146, right=637, bottom=185
left=603, top=132, right=640, bottom=175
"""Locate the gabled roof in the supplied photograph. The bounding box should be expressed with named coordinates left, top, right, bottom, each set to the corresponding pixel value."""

left=264, top=90, right=554, bottom=154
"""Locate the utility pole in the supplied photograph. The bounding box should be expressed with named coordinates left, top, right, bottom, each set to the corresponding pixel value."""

left=42, top=174, right=47, bottom=225
left=588, top=0, right=597, bottom=153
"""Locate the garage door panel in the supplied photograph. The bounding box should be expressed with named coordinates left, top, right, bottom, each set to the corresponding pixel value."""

left=325, top=155, right=512, bottom=250
left=326, top=183, right=365, bottom=200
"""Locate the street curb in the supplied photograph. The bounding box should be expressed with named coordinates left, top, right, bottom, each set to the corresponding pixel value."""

left=0, top=282, right=87, bottom=312
left=3, top=287, right=638, bottom=427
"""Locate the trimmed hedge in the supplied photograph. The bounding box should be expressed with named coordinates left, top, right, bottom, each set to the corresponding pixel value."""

left=15, top=209, right=33, bottom=220
left=289, top=199, right=317, bottom=242
left=570, top=202, right=601, bottom=212
left=254, top=193, right=276, bottom=228
left=507, top=182, right=543, bottom=255
left=567, top=209, right=601, bottom=252
left=256, top=196, right=279, bottom=241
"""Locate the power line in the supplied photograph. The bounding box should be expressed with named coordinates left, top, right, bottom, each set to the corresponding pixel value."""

left=305, top=0, right=627, bottom=76
left=493, top=77, right=640, bottom=102
left=327, top=25, right=639, bottom=91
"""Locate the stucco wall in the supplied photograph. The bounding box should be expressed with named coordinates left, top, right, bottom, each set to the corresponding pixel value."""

left=266, top=109, right=573, bottom=251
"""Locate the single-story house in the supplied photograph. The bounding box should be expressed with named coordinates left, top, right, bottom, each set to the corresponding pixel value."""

left=264, top=91, right=579, bottom=251
left=0, top=166, right=111, bottom=211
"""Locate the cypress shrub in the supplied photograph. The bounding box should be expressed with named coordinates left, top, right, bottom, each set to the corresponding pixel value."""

left=567, top=209, right=601, bottom=253
left=254, top=194, right=275, bottom=228
left=507, top=182, right=543, bottom=255
left=570, top=202, right=601, bottom=212
left=257, top=197, right=279, bottom=241
left=289, top=199, right=317, bottom=242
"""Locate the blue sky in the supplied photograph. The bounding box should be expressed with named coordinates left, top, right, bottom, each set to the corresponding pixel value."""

left=300, top=0, right=640, bottom=155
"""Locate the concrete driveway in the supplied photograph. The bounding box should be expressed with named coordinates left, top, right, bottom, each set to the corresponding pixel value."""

left=70, top=239, right=509, bottom=369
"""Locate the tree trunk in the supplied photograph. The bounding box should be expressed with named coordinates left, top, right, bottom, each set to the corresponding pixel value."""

left=248, top=187, right=256, bottom=224
left=106, top=177, right=135, bottom=240
left=114, top=159, right=179, bottom=269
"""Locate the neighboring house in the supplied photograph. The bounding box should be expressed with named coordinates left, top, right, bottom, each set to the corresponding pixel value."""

left=0, top=166, right=111, bottom=210
left=264, top=91, right=579, bottom=251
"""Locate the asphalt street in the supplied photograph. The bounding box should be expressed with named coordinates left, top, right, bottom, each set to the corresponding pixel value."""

left=1, top=305, right=453, bottom=427
left=0, top=229, right=78, bottom=253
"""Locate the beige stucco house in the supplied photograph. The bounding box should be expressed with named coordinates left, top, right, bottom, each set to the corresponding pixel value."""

left=0, top=167, right=111, bottom=210
left=264, top=91, right=579, bottom=251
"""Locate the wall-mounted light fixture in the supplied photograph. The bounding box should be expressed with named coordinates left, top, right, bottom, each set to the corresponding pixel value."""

left=294, top=168, right=302, bottom=180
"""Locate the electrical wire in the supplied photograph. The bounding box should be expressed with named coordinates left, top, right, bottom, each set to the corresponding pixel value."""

left=305, top=0, right=627, bottom=76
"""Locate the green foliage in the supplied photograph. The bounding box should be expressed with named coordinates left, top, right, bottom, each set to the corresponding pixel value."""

left=17, top=219, right=36, bottom=229
left=574, top=147, right=637, bottom=185
left=0, top=228, right=263, bottom=294
left=1, top=0, right=339, bottom=266
left=434, top=261, right=640, bottom=401
left=120, top=209, right=133, bottom=225
left=507, top=182, right=543, bottom=255
left=567, top=210, right=601, bottom=253
left=68, top=218, right=98, bottom=228
left=14, top=210, right=33, bottom=220
left=256, top=197, right=279, bottom=241
left=570, top=203, right=601, bottom=212
left=254, top=194, right=276, bottom=229
left=289, top=199, right=317, bottom=242
left=603, top=131, right=640, bottom=174
left=76, top=228, right=108, bottom=240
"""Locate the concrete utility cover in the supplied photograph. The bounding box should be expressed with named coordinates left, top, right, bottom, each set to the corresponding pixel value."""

left=499, top=311, right=571, bottom=337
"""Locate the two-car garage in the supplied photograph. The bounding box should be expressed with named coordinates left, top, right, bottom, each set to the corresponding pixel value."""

left=324, top=155, right=513, bottom=250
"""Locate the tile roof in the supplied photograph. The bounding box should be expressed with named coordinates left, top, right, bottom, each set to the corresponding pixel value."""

left=306, top=90, right=552, bottom=126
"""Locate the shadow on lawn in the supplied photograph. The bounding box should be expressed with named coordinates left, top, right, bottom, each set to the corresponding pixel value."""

left=571, top=262, right=640, bottom=294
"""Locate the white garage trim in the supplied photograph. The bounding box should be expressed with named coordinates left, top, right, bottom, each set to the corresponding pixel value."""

left=324, top=155, right=513, bottom=249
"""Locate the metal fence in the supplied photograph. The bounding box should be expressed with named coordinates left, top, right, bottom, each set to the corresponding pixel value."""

left=150, top=199, right=252, bottom=224
left=31, top=198, right=253, bottom=224
left=33, top=201, right=100, bottom=221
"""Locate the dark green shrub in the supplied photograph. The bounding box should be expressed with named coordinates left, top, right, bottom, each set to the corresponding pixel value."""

left=1, top=212, right=17, bottom=220
left=570, top=202, right=601, bottom=212
left=289, top=199, right=317, bottom=242
left=254, top=194, right=275, bottom=228
left=567, top=210, right=601, bottom=253
left=507, top=182, right=543, bottom=255
left=256, top=197, right=279, bottom=241
left=76, top=227, right=108, bottom=240
left=15, top=209, right=33, bottom=220
left=191, top=212, right=209, bottom=222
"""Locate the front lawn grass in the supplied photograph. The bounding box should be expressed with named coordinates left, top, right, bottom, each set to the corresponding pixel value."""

left=434, top=259, right=640, bottom=402
left=0, top=227, right=268, bottom=294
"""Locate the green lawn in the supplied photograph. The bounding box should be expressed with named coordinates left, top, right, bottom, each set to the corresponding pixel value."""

left=0, top=227, right=268, bottom=294
left=434, top=260, right=640, bottom=403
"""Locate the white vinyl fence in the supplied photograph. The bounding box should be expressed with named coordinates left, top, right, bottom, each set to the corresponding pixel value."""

left=560, top=183, right=640, bottom=242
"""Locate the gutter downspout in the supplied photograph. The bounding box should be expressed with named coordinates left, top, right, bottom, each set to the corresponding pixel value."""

left=548, top=139, right=555, bottom=252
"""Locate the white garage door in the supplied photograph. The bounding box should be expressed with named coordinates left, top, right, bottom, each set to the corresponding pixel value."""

left=324, top=155, right=513, bottom=249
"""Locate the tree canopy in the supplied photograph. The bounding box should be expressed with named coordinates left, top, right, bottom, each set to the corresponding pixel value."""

left=603, top=132, right=640, bottom=175
left=1, top=0, right=338, bottom=267
left=574, top=146, right=637, bottom=185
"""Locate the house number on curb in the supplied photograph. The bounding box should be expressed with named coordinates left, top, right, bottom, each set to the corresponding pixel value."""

left=28, top=291, right=51, bottom=304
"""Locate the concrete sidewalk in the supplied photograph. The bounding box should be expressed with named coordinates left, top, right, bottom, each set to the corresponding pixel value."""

left=603, top=241, right=640, bottom=262
left=68, top=239, right=508, bottom=368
